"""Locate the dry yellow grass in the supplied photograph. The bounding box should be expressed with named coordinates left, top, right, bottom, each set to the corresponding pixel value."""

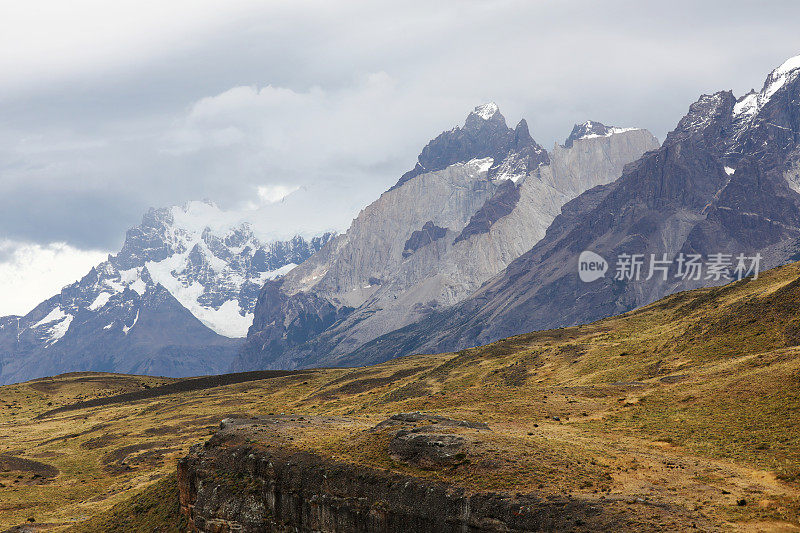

left=2, top=264, right=800, bottom=530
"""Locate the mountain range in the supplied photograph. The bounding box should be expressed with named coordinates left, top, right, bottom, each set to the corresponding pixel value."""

left=237, top=54, right=800, bottom=370
left=0, top=202, right=332, bottom=384
left=337, top=54, right=800, bottom=365
left=3, top=54, right=799, bottom=383
left=234, top=104, right=658, bottom=370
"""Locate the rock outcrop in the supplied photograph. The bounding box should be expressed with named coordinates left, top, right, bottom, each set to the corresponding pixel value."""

left=378, top=413, right=487, bottom=469
left=177, top=415, right=710, bottom=532
left=178, top=441, right=595, bottom=532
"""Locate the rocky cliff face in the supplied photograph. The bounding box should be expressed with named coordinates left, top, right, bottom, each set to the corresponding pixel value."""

left=0, top=202, right=332, bottom=384
left=346, top=54, right=800, bottom=363
left=177, top=416, right=684, bottom=532
left=236, top=106, right=657, bottom=371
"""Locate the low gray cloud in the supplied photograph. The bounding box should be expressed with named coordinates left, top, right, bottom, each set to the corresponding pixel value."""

left=1, top=0, right=800, bottom=254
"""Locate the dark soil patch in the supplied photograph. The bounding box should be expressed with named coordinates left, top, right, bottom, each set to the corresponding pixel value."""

left=659, top=374, right=689, bottom=384
left=27, top=373, right=164, bottom=395
left=102, top=443, right=174, bottom=475
left=314, top=367, right=424, bottom=399
left=163, top=412, right=252, bottom=427
left=381, top=380, right=431, bottom=403
left=80, top=433, right=121, bottom=450
left=36, top=370, right=309, bottom=419
left=38, top=424, right=109, bottom=446
left=102, top=444, right=157, bottom=466
left=494, top=358, right=537, bottom=387
left=0, top=455, right=59, bottom=478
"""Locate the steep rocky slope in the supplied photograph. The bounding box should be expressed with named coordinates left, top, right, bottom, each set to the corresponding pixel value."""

left=236, top=105, right=657, bottom=370
left=348, top=54, right=800, bottom=364
left=0, top=201, right=332, bottom=384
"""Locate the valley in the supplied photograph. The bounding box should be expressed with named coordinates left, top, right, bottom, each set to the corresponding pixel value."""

left=1, top=261, right=799, bottom=530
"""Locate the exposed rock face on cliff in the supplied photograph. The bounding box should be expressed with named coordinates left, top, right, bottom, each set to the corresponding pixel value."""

left=236, top=107, right=658, bottom=371
left=346, top=55, right=800, bottom=364
left=177, top=415, right=707, bottom=532
left=0, top=201, right=333, bottom=384
left=179, top=443, right=585, bottom=532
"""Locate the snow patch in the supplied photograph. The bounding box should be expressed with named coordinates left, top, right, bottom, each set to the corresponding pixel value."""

left=580, top=127, right=638, bottom=140
left=123, top=310, right=139, bottom=335
left=774, top=54, right=800, bottom=77
left=45, top=314, right=72, bottom=345
left=472, top=103, right=499, bottom=120
left=34, top=307, right=72, bottom=345
left=490, top=153, right=527, bottom=183
left=733, top=92, right=759, bottom=117
left=724, top=166, right=736, bottom=176
left=118, top=268, right=140, bottom=284
left=255, top=263, right=297, bottom=284
left=145, top=250, right=290, bottom=337
left=190, top=300, right=254, bottom=338
left=88, top=292, right=111, bottom=311
left=467, top=157, right=494, bottom=174
left=104, top=278, right=125, bottom=293
left=129, top=279, right=147, bottom=296
left=764, top=54, right=800, bottom=101
left=34, top=307, right=67, bottom=328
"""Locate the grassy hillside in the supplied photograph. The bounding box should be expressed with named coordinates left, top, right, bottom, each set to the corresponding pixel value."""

left=2, top=263, right=800, bottom=530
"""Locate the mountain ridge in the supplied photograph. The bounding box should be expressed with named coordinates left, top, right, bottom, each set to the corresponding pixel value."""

left=236, top=107, right=658, bottom=371
left=341, top=54, right=800, bottom=365
left=0, top=201, right=334, bottom=384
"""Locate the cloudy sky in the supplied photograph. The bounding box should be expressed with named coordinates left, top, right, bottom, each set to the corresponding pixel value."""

left=1, top=0, right=800, bottom=316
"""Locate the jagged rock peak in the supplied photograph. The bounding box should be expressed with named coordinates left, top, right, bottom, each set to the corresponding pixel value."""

left=464, top=102, right=507, bottom=131
left=391, top=103, right=555, bottom=191
left=392, top=102, right=516, bottom=190
left=564, top=121, right=636, bottom=148
left=665, top=91, right=736, bottom=148
left=471, top=102, right=500, bottom=120
left=513, top=119, right=534, bottom=146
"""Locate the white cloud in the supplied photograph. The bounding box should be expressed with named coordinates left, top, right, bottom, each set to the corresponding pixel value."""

left=166, top=72, right=463, bottom=167
left=0, top=0, right=266, bottom=96
left=1, top=0, right=800, bottom=269
left=160, top=71, right=478, bottom=208
left=256, top=185, right=300, bottom=204
left=0, top=240, right=108, bottom=316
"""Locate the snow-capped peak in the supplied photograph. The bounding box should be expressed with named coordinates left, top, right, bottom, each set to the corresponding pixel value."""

left=762, top=54, right=800, bottom=100
left=772, top=54, right=800, bottom=79
left=734, top=54, right=800, bottom=118
left=564, top=121, right=637, bottom=148
left=472, top=102, right=500, bottom=120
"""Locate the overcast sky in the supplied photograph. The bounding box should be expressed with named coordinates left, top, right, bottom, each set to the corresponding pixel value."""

left=2, top=0, right=800, bottom=316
